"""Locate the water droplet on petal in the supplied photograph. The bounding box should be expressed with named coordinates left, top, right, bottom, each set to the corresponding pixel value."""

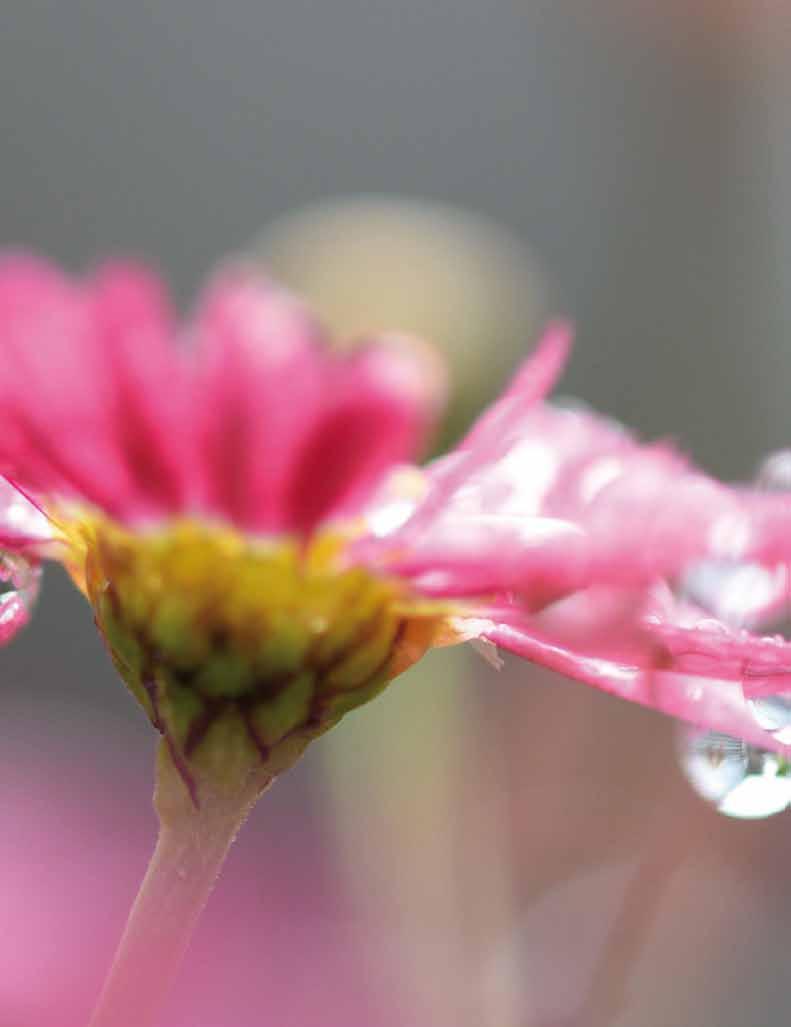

left=756, top=450, right=791, bottom=491
left=691, top=617, right=730, bottom=635
left=678, top=728, right=748, bottom=802
left=677, top=725, right=791, bottom=819
left=0, top=553, right=40, bottom=642
left=748, top=692, right=791, bottom=733
left=685, top=683, right=704, bottom=703
left=682, top=561, right=785, bottom=629
left=772, top=725, right=791, bottom=746
left=0, top=552, right=38, bottom=598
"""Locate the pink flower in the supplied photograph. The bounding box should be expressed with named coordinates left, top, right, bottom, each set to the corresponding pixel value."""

left=363, top=372, right=791, bottom=754
left=0, top=252, right=785, bottom=779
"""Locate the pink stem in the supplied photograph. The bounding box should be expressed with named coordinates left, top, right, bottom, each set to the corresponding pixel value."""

left=88, top=743, right=267, bottom=1027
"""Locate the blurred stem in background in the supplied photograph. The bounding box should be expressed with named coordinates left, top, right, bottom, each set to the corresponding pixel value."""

left=566, top=798, right=700, bottom=1027
left=321, top=651, right=520, bottom=1027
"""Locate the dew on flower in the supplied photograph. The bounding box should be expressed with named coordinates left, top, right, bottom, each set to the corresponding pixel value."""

left=756, top=449, right=791, bottom=491
left=747, top=692, right=791, bottom=738
left=681, top=560, right=788, bottom=630
left=671, top=448, right=791, bottom=755
left=578, top=455, right=624, bottom=505
left=0, top=551, right=37, bottom=594
left=677, top=725, right=791, bottom=819
left=0, top=552, right=40, bottom=641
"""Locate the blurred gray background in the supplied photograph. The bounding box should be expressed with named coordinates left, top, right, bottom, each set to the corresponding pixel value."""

left=1, top=3, right=791, bottom=1026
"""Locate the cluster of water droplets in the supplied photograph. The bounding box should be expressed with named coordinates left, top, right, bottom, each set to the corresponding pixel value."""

left=677, top=451, right=791, bottom=818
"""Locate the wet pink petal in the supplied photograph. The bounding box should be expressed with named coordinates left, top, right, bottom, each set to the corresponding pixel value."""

left=478, top=614, right=791, bottom=756
left=355, top=362, right=791, bottom=751
left=388, top=513, right=589, bottom=606
left=681, top=558, right=789, bottom=633
left=457, top=319, right=572, bottom=451
left=642, top=584, right=791, bottom=699
left=0, top=479, right=48, bottom=648
left=376, top=396, right=765, bottom=607
left=0, top=477, right=54, bottom=551
left=0, top=592, right=30, bottom=643
left=0, top=543, right=40, bottom=644
left=558, top=452, right=754, bottom=585
left=402, top=322, right=571, bottom=534
left=723, top=487, right=791, bottom=565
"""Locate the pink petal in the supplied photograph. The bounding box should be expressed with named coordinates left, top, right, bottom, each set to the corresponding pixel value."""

left=281, top=334, right=446, bottom=535
left=458, top=319, right=572, bottom=451
left=357, top=465, right=429, bottom=539
left=0, top=254, right=445, bottom=536
left=0, top=255, right=130, bottom=512
left=192, top=266, right=327, bottom=531
left=0, top=477, right=54, bottom=550
left=401, top=323, right=571, bottom=535
left=560, top=453, right=750, bottom=584
left=385, top=399, right=632, bottom=567
left=723, top=487, right=791, bottom=565
left=0, top=546, right=40, bottom=644
left=383, top=398, right=775, bottom=603
left=0, top=479, right=49, bottom=645
left=0, top=254, right=191, bottom=522
left=643, top=585, right=791, bottom=699
left=89, top=262, right=196, bottom=515
left=681, top=558, right=789, bottom=631
left=384, top=513, right=590, bottom=605
left=479, top=615, right=791, bottom=757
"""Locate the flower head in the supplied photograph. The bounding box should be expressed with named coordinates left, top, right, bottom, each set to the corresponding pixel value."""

left=0, top=252, right=785, bottom=799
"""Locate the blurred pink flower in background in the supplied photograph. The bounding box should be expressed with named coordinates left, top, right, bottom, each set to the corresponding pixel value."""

left=0, top=722, right=395, bottom=1027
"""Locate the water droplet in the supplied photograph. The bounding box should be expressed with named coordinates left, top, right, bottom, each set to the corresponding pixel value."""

left=678, top=728, right=748, bottom=802
left=682, top=560, right=786, bottom=630
left=748, top=692, right=791, bottom=733
left=773, top=725, right=791, bottom=746
left=756, top=450, right=791, bottom=491
left=686, top=683, right=704, bottom=703
left=691, top=617, right=730, bottom=635
left=0, top=552, right=39, bottom=604
left=677, top=725, right=791, bottom=819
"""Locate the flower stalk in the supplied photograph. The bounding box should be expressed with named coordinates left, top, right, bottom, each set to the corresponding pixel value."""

left=88, top=743, right=270, bottom=1027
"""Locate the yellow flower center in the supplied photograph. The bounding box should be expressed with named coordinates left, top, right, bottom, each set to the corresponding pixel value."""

left=64, top=516, right=443, bottom=795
